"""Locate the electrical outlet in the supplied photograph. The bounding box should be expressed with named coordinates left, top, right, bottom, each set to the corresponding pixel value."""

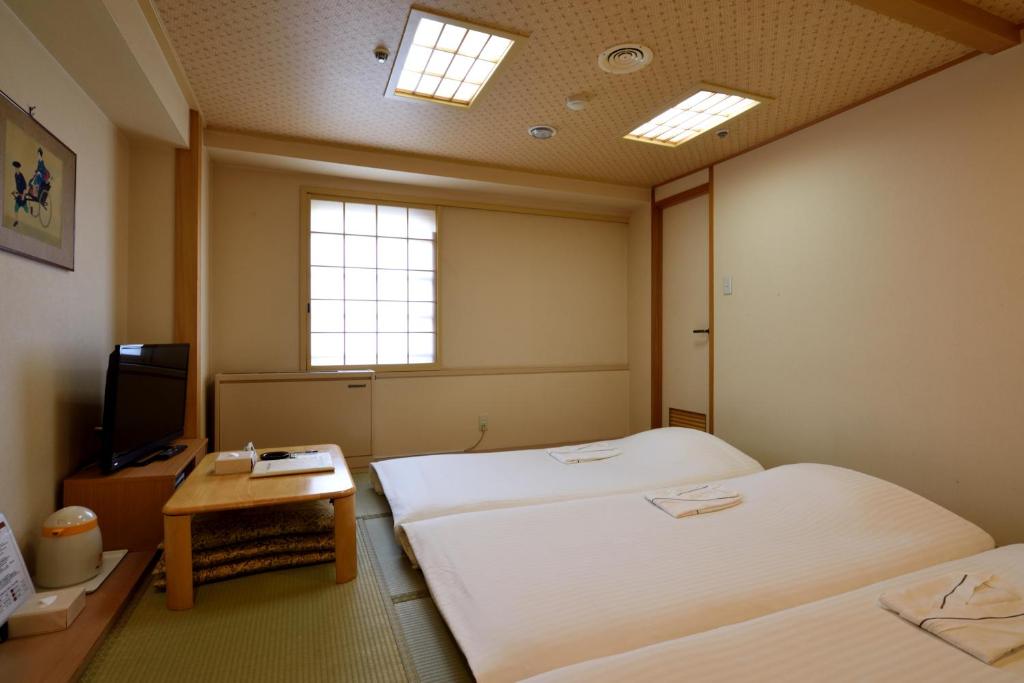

left=478, top=415, right=489, bottom=432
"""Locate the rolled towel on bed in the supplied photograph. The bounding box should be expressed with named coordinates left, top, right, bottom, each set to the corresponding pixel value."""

left=644, top=484, right=741, bottom=518
left=879, top=572, right=1024, bottom=664
left=547, top=442, right=622, bottom=464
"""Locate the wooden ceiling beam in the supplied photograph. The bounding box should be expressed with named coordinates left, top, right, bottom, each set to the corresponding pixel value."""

left=847, top=0, right=1020, bottom=54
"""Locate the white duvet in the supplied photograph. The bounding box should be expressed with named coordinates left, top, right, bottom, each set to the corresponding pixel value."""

left=371, top=428, right=762, bottom=561
left=405, top=463, right=994, bottom=682
left=526, top=545, right=1024, bottom=682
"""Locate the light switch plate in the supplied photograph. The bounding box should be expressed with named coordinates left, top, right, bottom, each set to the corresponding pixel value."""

left=723, top=275, right=733, bottom=295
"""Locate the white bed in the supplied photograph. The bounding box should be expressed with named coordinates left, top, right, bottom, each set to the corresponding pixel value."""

left=404, top=463, right=995, bottom=682
left=371, top=427, right=762, bottom=561
left=526, top=544, right=1024, bottom=682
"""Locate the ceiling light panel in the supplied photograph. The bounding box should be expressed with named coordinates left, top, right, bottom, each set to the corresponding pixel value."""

left=625, top=85, right=767, bottom=147
left=387, top=9, right=521, bottom=107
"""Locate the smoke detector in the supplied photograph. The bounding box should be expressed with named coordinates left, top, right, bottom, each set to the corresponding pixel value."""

left=528, top=125, right=557, bottom=140
left=565, top=95, right=588, bottom=112
left=598, top=44, right=653, bottom=74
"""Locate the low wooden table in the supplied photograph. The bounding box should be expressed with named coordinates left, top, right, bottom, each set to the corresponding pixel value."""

left=161, top=443, right=356, bottom=610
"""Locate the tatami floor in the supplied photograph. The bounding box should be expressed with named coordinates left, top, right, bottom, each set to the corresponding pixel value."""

left=82, top=474, right=470, bottom=682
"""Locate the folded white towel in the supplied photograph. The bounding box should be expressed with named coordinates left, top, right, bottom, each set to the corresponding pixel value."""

left=547, top=445, right=622, bottom=465
left=879, top=572, right=1024, bottom=664
left=644, top=484, right=741, bottom=518
left=549, top=441, right=613, bottom=454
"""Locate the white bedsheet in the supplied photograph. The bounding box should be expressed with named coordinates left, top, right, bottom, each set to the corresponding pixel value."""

left=371, top=428, right=762, bottom=561
left=405, top=464, right=994, bottom=682
left=526, top=545, right=1024, bottom=683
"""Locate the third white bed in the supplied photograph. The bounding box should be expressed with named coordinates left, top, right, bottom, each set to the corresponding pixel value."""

left=405, top=463, right=995, bottom=682
left=525, top=544, right=1024, bottom=682
left=371, top=427, right=762, bottom=561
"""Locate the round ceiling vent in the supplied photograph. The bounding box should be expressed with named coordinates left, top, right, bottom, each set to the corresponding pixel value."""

left=597, top=44, right=653, bottom=74
left=528, top=124, right=557, bottom=140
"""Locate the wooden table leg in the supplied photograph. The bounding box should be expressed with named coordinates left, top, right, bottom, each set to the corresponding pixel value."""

left=333, top=495, right=357, bottom=584
left=164, top=513, right=194, bottom=609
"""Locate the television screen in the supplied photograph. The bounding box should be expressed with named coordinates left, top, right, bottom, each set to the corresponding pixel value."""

left=101, top=343, right=189, bottom=472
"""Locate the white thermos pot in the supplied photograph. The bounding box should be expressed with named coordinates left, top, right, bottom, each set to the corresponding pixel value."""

left=35, top=506, right=103, bottom=588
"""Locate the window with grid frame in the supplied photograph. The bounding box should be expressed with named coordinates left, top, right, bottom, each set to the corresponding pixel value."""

left=307, top=196, right=438, bottom=368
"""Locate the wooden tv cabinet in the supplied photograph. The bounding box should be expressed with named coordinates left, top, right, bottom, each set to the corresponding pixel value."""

left=63, top=438, right=207, bottom=551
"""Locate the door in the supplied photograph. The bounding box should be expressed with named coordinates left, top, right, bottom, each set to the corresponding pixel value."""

left=662, top=195, right=710, bottom=430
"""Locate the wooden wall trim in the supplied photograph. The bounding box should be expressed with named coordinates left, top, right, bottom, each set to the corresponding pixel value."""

left=650, top=179, right=713, bottom=431
left=650, top=187, right=662, bottom=428
left=707, top=166, right=715, bottom=434
left=846, top=0, right=1019, bottom=54
left=654, top=183, right=710, bottom=210
left=174, top=109, right=203, bottom=438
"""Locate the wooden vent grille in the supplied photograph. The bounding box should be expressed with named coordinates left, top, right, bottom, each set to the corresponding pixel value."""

left=669, top=408, right=707, bottom=432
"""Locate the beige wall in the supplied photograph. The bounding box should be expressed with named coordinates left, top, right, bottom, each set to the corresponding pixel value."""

left=0, top=3, right=130, bottom=555
left=713, top=46, right=1024, bottom=544
left=124, top=141, right=175, bottom=343
left=210, top=164, right=631, bottom=454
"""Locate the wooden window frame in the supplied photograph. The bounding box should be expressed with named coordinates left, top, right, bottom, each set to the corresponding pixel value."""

left=299, top=189, right=442, bottom=372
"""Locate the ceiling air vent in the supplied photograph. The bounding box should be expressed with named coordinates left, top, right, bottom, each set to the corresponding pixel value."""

left=597, top=44, right=653, bottom=74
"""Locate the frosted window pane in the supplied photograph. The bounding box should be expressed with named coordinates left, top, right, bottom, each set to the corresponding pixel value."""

left=345, top=235, right=376, bottom=268
left=310, top=300, right=343, bottom=332
left=458, top=30, right=489, bottom=58
left=409, top=271, right=435, bottom=302
left=346, top=333, right=377, bottom=365
left=377, top=205, right=407, bottom=237
left=409, top=333, right=435, bottom=364
left=310, top=233, right=343, bottom=267
left=310, top=267, right=343, bottom=300
left=436, top=24, right=467, bottom=52
left=378, top=238, right=407, bottom=269
left=479, top=35, right=512, bottom=62
left=378, top=301, right=408, bottom=332
left=345, top=203, right=376, bottom=235
left=409, top=302, right=435, bottom=332
left=345, top=268, right=376, bottom=300
left=311, top=200, right=343, bottom=233
left=408, top=208, right=436, bottom=239
left=378, top=333, right=408, bottom=364
left=409, top=239, right=434, bottom=270
left=310, top=333, right=344, bottom=366
left=378, top=270, right=407, bottom=301
left=345, top=300, right=376, bottom=332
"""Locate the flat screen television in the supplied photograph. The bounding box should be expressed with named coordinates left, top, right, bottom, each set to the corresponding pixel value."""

left=100, top=343, right=189, bottom=472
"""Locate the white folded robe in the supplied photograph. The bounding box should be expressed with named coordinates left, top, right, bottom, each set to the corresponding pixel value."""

left=547, top=443, right=622, bottom=464
left=405, top=463, right=995, bottom=682
left=644, top=484, right=741, bottom=517
left=525, top=546, right=1024, bottom=683
left=880, top=571, right=1024, bottom=663
left=371, top=428, right=763, bottom=562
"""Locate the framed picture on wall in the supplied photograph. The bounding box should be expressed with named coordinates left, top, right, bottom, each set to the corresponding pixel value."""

left=0, top=89, right=77, bottom=270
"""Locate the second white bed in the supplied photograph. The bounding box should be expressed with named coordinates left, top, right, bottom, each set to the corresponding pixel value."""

left=371, top=428, right=762, bottom=561
left=405, top=463, right=995, bottom=682
left=525, top=544, right=1024, bottom=682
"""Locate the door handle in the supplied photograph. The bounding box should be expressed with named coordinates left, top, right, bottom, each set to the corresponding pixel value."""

left=692, top=329, right=710, bottom=334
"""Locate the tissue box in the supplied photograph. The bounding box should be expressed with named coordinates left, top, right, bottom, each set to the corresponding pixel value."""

left=214, top=450, right=255, bottom=475
left=9, top=586, right=86, bottom=638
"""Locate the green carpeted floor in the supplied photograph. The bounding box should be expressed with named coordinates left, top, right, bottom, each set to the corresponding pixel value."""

left=81, top=472, right=471, bottom=682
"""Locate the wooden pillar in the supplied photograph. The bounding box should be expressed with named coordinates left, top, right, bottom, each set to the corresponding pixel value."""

left=650, top=187, right=662, bottom=429
left=174, top=110, right=202, bottom=438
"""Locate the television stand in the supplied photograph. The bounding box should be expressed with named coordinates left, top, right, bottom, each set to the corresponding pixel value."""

left=130, top=443, right=188, bottom=467
left=63, top=438, right=206, bottom=551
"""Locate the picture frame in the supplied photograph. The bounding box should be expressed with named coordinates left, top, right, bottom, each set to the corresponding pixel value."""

left=0, top=89, right=77, bottom=270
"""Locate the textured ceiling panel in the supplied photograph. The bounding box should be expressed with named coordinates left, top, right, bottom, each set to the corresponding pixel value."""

left=152, top=1, right=1018, bottom=186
